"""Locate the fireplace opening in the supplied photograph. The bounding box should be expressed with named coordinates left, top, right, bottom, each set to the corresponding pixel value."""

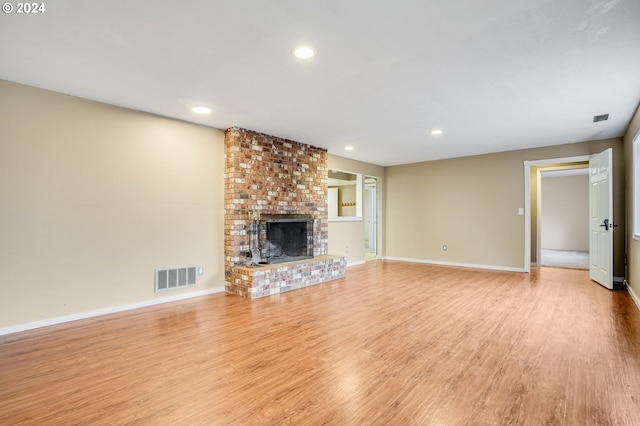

left=260, top=218, right=314, bottom=264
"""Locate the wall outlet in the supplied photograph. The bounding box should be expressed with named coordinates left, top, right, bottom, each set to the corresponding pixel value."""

left=443, top=245, right=447, bottom=251
left=345, top=246, right=349, bottom=254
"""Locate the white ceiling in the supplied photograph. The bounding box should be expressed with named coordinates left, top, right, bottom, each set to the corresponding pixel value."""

left=1, top=0, right=639, bottom=166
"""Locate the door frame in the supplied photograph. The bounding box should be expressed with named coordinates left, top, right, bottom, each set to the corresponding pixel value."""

left=524, top=155, right=591, bottom=272
left=364, top=176, right=380, bottom=259
left=365, top=182, right=377, bottom=252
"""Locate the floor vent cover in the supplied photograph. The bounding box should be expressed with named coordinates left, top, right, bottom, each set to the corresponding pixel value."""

left=155, top=266, right=197, bottom=292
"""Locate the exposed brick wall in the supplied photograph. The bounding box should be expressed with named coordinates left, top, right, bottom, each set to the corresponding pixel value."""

left=224, top=127, right=331, bottom=296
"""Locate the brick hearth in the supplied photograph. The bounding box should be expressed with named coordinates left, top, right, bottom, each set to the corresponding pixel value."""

left=224, top=127, right=346, bottom=298
left=230, top=255, right=346, bottom=298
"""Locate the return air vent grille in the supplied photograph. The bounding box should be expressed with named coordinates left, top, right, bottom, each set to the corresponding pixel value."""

left=155, top=266, right=197, bottom=292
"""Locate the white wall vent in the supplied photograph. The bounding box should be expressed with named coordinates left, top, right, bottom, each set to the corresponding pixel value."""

left=155, top=266, right=197, bottom=292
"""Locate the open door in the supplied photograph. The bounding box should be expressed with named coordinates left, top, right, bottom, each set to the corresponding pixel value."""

left=589, top=148, right=613, bottom=289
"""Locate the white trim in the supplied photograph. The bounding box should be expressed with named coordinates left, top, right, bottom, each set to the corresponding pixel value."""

left=633, top=131, right=640, bottom=241
left=328, top=216, right=363, bottom=222
left=356, top=173, right=364, bottom=218
left=347, top=260, right=366, bottom=267
left=383, top=257, right=526, bottom=273
left=328, top=168, right=363, bottom=218
left=0, top=286, right=225, bottom=337
left=524, top=155, right=591, bottom=275
left=525, top=155, right=592, bottom=167
left=626, top=280, right=640, bottom=312
left=524, top=162, right=531, bottom=272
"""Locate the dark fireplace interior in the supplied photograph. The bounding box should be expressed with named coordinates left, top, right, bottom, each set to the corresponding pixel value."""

left=254, top=218, right=314, bottom=264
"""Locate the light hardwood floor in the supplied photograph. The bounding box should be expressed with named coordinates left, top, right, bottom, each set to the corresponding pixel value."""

left=1, top=261, right=640, bottom=425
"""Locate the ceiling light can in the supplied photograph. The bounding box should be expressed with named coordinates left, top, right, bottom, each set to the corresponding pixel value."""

left=192, top=106, right=211, bottom=114
left=293, top=47, right=315, bottom=59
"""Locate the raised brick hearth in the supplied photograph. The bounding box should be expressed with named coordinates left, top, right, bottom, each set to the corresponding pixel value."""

left=230, top=255, right=346, bottom=298
left=224, top=127, right=346, bottom=298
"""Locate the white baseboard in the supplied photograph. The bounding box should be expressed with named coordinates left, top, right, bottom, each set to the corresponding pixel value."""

left=382, top=256, right=527, bottom=273
left=347, top=260, right=366, bottom=267
left=0, top=286, right=225, bottom=337
left=625, top=280, right=640, bottom=312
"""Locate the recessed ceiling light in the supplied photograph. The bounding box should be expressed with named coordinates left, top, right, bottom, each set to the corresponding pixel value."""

left=192, top=106, right=211, bottom=114
left=430, top=129, right=444, bottom=136
left=293, top=46, right=315, bottom=59
left=345, top=146, right=354, bottom=151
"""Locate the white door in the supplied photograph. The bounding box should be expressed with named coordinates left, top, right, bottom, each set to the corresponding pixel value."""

left=589, top=148, right=613, bottom=289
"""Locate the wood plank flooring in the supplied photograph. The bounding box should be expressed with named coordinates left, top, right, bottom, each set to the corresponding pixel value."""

left=1, top=261, right=640, bottom=425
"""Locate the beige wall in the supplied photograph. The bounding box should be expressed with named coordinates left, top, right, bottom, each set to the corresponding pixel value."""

left=338, top=185, right=357, bottom=217
left=327, top=155, right=384, bottom=264
left=541, top=174, right=589, bottom=251
left=624, top=104, right=640, bottom=302
left=327, top=220, right=365, bottom=263
left=0, top=81, right=225, bottom=328
left=385, top=138, right=625, bottom=274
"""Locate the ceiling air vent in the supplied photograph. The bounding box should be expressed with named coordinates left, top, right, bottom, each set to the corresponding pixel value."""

left=593, top=114, right=609, bottom=122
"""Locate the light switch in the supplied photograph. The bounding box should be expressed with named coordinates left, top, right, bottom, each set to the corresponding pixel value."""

left=518, top=208, right=524, bottom=216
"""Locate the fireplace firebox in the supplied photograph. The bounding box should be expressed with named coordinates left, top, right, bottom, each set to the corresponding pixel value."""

left=258, top=218, right=314, bottom=264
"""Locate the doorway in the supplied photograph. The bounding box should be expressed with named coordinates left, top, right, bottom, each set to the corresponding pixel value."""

left=364, top=176, right=379, bottom=261
left=538, top=168, right=589, bottom=269
left=523, top=155, right=591, bottom=272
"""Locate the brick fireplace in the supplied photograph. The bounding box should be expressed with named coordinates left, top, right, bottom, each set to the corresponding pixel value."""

left=224, top=127, right=346, bottom=298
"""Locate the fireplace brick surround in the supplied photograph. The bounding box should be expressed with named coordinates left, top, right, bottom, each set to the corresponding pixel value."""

left=224, top=127, right=346, bottom=298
